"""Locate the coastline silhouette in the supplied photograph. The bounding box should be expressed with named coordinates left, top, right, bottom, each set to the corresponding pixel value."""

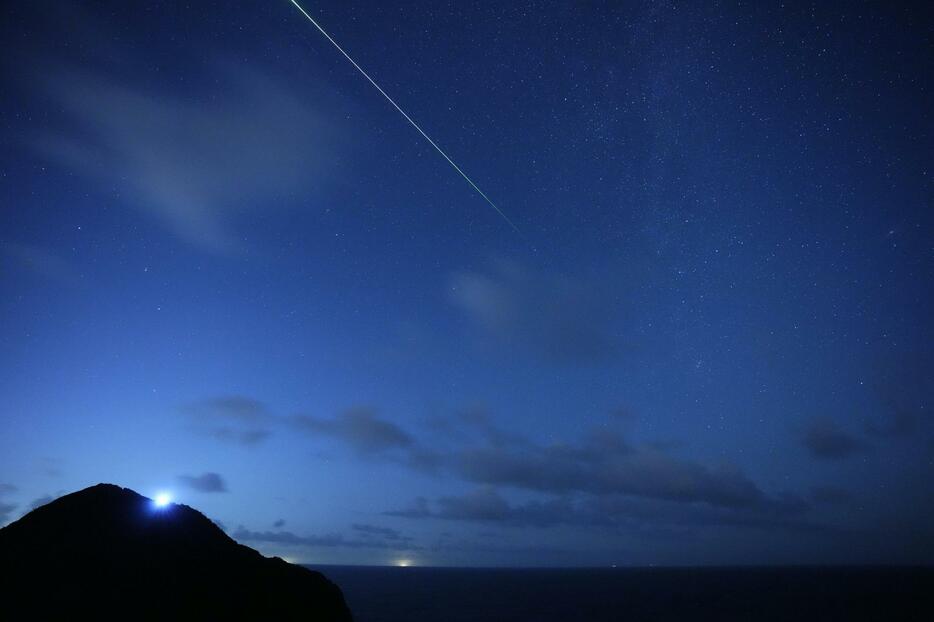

left=0, top=484, right=352, bottom=620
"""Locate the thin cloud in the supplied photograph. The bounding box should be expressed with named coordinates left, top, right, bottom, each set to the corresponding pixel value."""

left=181, top=396, right=274, bottom=446
left=233, top=527, right=420, bottom=551
left=0, top=502, right=16, bottom=525
left=810, top=486, right=855, bottom=507
left=33, top=63, right=341, bottom=253
left=206, top=428, right=271, bottom=445
left=866, top=349, right=932, bottom=440
left=0, top=485, right=18, bottom=525
left=302, top=406, right=803, bottom=513
left=802, top=420, right=868, bottom=460
left=453, top=431, right=775, bottom=510
left=351, top=523, right=406, bottom=541
left=27, top=495, right=55, bottom=511
left=185, top=396, right=271, bottom=423
left=177, top=472, right=228, bottom=493
left=391, top=487, right=827, bottom=535
left=1, top=242, right=78, bottom=284
left=291, top=408, right=414, bottom=454
left=383, top=496, right=431, bottom=519
left=435, top=488, right=575, bottom=527
left=449, top=261, right=624, bottom=364
left=181, top=396, right=817, bottom=523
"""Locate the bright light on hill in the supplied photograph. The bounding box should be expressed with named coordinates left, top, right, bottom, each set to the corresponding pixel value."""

left=154, top=492, right=172, bottom=508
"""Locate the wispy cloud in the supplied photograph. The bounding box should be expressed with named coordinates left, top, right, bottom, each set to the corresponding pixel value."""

left=181, top=395, right=841, bottom=536
left=27, top=495, right=55, bottom=511
left=32, top=61, right=341, bottom=253
left=388, top=486, right=830, bottom=536
left=351, top=523, right=409, bottom=542
left=178, top=472, right=228, bottom=493
left=181, top=396, right=274, bottom=446
left=306, top=407, right=810, bottom=518
left=810, top=486, right=855, bottom=507
left=453, top=438, right=773, bottom=509
left=291, top=408, right=415, bottom=454
left=383, top=496, right=431, bottom=519
left=449, top=261, right=624, bottom=364
left=0, top=502, right=15, bottom=526
left=802, top=419, right=868, bottom=460
left=233, top=527, right=419, bottom=551
left=1, top=242, right=77, bottom=284
left=866, top=349, right=932, bottom=440
left=434, top=487, right=575, bottom=526
left=0, top=484, right=18, bottom=525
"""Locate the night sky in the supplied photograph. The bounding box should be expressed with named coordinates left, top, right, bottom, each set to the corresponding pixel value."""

left=1, top=1, right=931, bottom=567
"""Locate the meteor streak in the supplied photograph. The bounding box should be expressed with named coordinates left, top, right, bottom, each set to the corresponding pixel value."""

left=287, top=0, right=521, bottom=234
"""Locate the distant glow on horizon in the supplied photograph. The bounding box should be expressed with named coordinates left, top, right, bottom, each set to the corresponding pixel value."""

left=154, top=492, right=172, bottom=508
left=395, top=559, right=413, bottom=567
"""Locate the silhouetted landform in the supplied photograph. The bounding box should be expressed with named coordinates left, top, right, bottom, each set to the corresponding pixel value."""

left=0, top=484, right=352, bottom=620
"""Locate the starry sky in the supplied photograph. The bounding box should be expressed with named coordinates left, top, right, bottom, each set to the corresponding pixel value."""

left=1, top=1, right=931, bottom=567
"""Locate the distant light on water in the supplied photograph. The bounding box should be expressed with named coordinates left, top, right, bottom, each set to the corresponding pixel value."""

left=395, top=559, right=413, bottom=567
left=153, top=492, right=172, bottom=508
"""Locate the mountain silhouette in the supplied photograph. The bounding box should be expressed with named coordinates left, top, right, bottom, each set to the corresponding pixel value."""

left=0, top=483, right=352, bottom=620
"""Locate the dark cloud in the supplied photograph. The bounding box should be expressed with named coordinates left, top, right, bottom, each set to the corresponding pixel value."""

left=182, top=396, right=273, bottom=446
left=273, top=519, right=286, bottom=529
left=292, top=408, right=414, bottom=454
left=589, top=493, right=826, bottom=534
left=372, top=414, right=859, bottom=537
left=181, top=394, right=826, bottom=531
left=449, top=261, right=623, bottom=364
left=33, top=61, right=341, bottom=253
left=185, top=396, right=270, bottom=422
left=0, top=502, right=16, bottom=525
left=207, top=428, right=271, bottom=445
left=351, top=523, right=406, bottom=541
left=866, top=408, right=918, bottom=439
left=403, top=447, right=446, bottom=472
left=454, top=431, right=774, bottom=510
left=803, top=420, right=868, bottom=460
left=396, top=487, right=826, bottom=535
left=328, top=409, right=797, bottom=514
left=183, top=397, right=438, bottom=467
left=233, top=528, right=345, bottom=548
left=436, top=488, right=577, bottom=527
left=866, top=350, right=932, bottom=440
left=178, top=472, right=228, bottom=493
left=810, top=486, right=855, bottom=507
left=383, top=496, right=431, bottom=519
left=427, top=409, right=530, bottom=449
left=233, top=527, right=419, bottom=551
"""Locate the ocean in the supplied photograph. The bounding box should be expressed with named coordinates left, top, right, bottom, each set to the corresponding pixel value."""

left=309, top=565, right=934, bottom=622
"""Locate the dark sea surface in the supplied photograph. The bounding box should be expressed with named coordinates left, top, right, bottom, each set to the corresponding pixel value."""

left=309, top=565, right=934, bottom=622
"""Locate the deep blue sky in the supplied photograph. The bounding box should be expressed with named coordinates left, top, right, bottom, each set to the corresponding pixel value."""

left=1, top=0, right=931, bottom=566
